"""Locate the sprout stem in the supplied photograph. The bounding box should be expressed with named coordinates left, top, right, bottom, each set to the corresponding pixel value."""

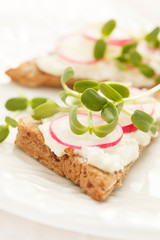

left=88, top=110, right=93, bottom=134
left=123, top=84, right=160, bottom=103
left=125, top=99, right=157, bottom=104
left=61, top=107, right=70, bottom=112
left=122, top=108, right=132, bottom=116
left=63, top=84, right=81, bottom=98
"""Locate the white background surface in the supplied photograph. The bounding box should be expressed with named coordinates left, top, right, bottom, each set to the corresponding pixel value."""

left=0, top=0, right=160, bottom=239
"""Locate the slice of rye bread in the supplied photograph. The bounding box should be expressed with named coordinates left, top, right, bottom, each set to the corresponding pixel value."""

left=6, top=60, right=83, bottom=88
left=15, top=116, right=153, bottom=201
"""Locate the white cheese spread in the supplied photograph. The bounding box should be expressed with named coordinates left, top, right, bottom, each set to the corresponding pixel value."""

left=36, top=34, right=159, bottom=88
left=38, top=97, right=160, bottom=174
left=36, top=54, right=155, bottom=88
left=38, top=118, right=154, bottom=174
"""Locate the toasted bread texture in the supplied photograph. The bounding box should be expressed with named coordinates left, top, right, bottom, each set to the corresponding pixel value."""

left=6, top=60, right=79, bottom=88
left=15, top=116, right=148, bottom=201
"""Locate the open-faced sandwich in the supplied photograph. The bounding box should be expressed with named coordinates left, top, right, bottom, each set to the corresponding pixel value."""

left=1, top=67, right=160, bottom=201
left=6, top=20, right=160, bottom=88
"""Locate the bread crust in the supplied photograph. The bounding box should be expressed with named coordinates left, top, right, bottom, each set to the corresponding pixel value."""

left=15, top=116, right=146, bottom=201
left=6, top=60, right=81, bottom=88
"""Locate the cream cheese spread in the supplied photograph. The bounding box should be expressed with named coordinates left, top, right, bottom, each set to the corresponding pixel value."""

left=35, top=34, right=160, bottom=88
left=38, top=117, right=154, bottom=174
left=36, top=54, right=155, bottom=88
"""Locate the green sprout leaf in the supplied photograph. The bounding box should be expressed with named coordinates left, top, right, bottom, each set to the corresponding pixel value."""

left=0, top=125, right=9, bottom=143
left=60, top=67, right=80, bottom=98
left=92, top=102, right=118, bottom=138
left=145, top=27, right=160, bottom=43
left=61, top=67, right=74, bottom=87
left=131, top=110, right=154, bottom=132
left=5, top=97, right=28, bottom=111
left=150, top=119, right=160, bottom=135
left=129, top=50, right=142, bottom=67
left=59, top=91, right=81, bottom=106
left=115, top=58, right=127, bottom=71
left=100, top=83, right=122, bottom=101
left=69, top=106, right=89, bottom=135
left=93, top=19, right=116, bottom=60
left=155, top=76, right=160, bottom=83
left=92, top=120, right=117, bottom=137
left=108, top=83, right=130, bottom=98
left=122, top=42, right=137, bottom=55
left=59, top=91, right=69, bottom=104
left=32, top=102, right=61, bottom=120
left=73, top=80, right=100, bottom=93
left=149, top=39, right=160, bottom=48
left=93, top=39, right=106, bottom=59
left=116, top=101, right=124, bottom=114
left=101, top=102, right=118, bottom=123
left=92, top=120, right=117, bottom=138
left=81, top=88, right=108, bottom=111
left=116, top=55, right=127, bottom=63
left=139, top=64, right=155, bottom=78
left=30, top=97, right=47, bottom=109
left=5, top=116, right=18, bottom=128
left=60, top=67, right=76, bottom=94
left=101, top=19, right=116, bottom=37
left=88, top=111, right=93, bottom=134
left=65, top=96, right=81, bottom=106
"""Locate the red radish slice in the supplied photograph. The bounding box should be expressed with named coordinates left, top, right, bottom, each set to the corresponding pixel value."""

left=119, top=87, right=155, bottom=133
left=55, top=33, right=132, bottom=64
left=82, top=27, right=101, bottom=41
left=57, top=51, right=98, bottom=65
left=118, top=112, right=137, bottom=133
left=119, top=103, right=142, bottom=133
left=108, top=38, right=133, bottom=46
left=82, top=33, right=133, bottom=46
left=82, top=33, right=97, bottom=42
left=50, top=114, right=123, bottom=149
left=56, top=34, right=100, bottom=65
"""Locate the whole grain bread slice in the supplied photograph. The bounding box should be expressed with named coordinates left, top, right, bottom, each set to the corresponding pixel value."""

left=15, top=116, right=148, bottom=201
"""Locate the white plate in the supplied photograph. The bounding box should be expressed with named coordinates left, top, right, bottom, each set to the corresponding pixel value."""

left=0, top=14, right=160, bottom=239
left=0, top=83, right=160, bottom=240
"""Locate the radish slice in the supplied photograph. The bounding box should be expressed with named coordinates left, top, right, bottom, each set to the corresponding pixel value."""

left=50, top=114, right=123, bottom=149
left=119, top=104, right=142, bottom=133
left=119, top=87, right=155, bottom=133
left=82, top=32, right=133, bottom=46
left=83, top=34, right=133, bottom=46
left=118, top=112, right=137, bottom=133
left=55, top=33, right=132, bottom=64
left=56, top=34, right=99, bottom=65
left=82, top=25, right=134, bottom=46
left=120, top=87, right=143, bottom=129
left=108, top=38, right=133, bottom=46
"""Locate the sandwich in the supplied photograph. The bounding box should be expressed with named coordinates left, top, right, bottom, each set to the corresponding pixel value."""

left=6, top=20, right=160, bottom=88
left=3, top=67, right=160, bottom=201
